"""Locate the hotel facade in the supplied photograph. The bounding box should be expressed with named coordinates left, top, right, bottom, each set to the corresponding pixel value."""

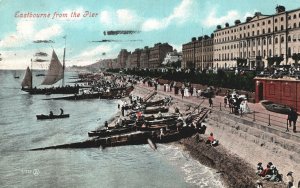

left=182, top=5, right=300, bottom=70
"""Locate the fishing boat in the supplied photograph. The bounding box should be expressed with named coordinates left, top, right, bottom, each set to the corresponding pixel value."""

left=88, top=127, right=132, bottom=137
left=144, top=106, right=169, bottom=114
left=21, top=38, right=80, bottom=95
left=36, top=114, right=70, bottom=120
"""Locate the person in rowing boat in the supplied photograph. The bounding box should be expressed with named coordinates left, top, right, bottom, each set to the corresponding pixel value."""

left=104, top=121, right=108, bottom=129
left=60, top=108, right=64, bottom=115
left=49, top=111, right=54, bottom=117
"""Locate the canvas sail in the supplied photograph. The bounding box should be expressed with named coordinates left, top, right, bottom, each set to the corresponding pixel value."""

left=41, top=50, right=64, bottom=85
left=21, top=66, right=32, bottom=88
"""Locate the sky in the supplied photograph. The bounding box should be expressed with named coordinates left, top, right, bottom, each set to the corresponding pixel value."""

left=0, top=0, right=299, bottom=69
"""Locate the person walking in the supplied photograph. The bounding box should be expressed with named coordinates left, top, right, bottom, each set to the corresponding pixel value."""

left=288, top=108, right=298, bottom=132
left=209, top=97, right=213, bottom=107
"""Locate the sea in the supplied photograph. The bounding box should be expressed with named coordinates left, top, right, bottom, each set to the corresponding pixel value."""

left=0, top=70, right=223, bottom=188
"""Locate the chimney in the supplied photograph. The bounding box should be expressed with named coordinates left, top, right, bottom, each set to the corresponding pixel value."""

left=216, top=25, right=222, bottom=30
left=225, top=23, right=229, bottom=27
left=246, top=17, right=252, bottom=22
left=191, top=37, right=196, bottom=42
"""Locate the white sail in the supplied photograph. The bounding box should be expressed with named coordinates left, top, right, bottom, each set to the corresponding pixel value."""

left=21, top=66, right=32, bottom=88
left=41, top=50, right=64, bottom=85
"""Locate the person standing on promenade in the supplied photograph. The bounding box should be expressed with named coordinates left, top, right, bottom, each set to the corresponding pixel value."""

left=224, top=96, right=227, bottom=108
left=209, top=97, right=213, bottom=107
left=181, top=88, right=184, bottom=99
left=288, top=108, right=298, bottom=132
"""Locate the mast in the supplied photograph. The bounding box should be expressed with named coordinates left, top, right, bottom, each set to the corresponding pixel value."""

left=62, top=36, right=66, bottom=87
left=201, top=28, right=204, bottom=71
left=30, top=59, right=33, bottom=89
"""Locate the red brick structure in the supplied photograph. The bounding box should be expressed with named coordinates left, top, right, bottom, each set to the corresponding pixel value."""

left=254, top=77, right=300, bottom=111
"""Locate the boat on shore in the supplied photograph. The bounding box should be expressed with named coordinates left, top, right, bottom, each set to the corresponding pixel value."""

left=261, top=100, right=291, bottom=114
left=36, top=114, right=70, bottom=120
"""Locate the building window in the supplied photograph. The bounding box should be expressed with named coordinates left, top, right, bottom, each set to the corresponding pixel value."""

left=294, top=23, right=297, bottom=28
left=258, top=39, right=260, bottom=45
left=258, top=50, right=261, bottom=56
left=268, top=28, right=271, bottom=33
left=268, top=20, right=271, bottom=24
left=248, top=32, right=250, bottom=37
left=275, top=37, right=278, bottom=44
left=257, top=30, right=260, bottom=35
left=252, top=24, right=255, bottom=28
left=269, top=49, right=272, bottom=57
left=252, top=31, right=255, bottom=36
left=293, top=35, right=297, bottom=41
left=288, top=35, right=291, bottom=42
left=263, top=29, right=265, bottom=34
left=281, top=17, right=284, bottom=21
left=275, top=18, right=277, bottom=23
left=288, top=15, right=291, bottom=20
left=281, top=25, right=284, bottom=30
left=264, top=50, right=266, bottom=57
left=269, top=38, right=272, bottom=44
left=298, top=34, right=300, bottom=41
left=262, top=21, right=265, bottom=25
left=275, top=26, right=278, bottom=32
left=248, top=25, right=250, bottom=29
left=281, top=36, right=284, bottom=43
left=257, top=23, right=260, bottom=26
left=294, top=14, right=297, bottom=19
left=288, top=47, right=291, bottom=57
left=263, top=38, right=266, bottom=45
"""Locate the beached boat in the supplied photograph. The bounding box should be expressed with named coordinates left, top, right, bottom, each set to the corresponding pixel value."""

left=144, top=106, right=169, bottom=114
left=261, top=100, right=291, bottom=114
left=88, top=127, right=132, bottom=137
left=36, top=114, right=70, bottom=120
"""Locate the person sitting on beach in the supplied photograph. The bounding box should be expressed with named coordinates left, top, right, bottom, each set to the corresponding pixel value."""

left=175, top=107, right=180, bottom=113
left=256, top=162, right=264, bottom=175
left=60, top=108, right=64, bottom=115
left=206, top=133, right=218, bottom=146
left=286, top=171, right=294, bottom=188
left=49, top=111, right=54, bottom=117
left=260, top=162, right=272, bottom=179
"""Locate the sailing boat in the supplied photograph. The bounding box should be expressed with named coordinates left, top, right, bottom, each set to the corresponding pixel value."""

left=21, top=67, right=32, bottom=89
left=21, top=47, right=79, bottom=94
left=14, top=70, right=20, bottom=79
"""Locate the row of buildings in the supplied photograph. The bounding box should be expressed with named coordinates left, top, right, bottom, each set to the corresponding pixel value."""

left=115, top=43, right=174, bottom=69
left=183, top=5, right=300, bottom=70
left=101, top=5, right=300, bottom=70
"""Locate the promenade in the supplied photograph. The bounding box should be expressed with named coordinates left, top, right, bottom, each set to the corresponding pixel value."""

left=135, top=83, right=300, bottom=142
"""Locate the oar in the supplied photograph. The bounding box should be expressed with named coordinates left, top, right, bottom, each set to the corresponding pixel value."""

left=147, top=138, right=157, bottom=151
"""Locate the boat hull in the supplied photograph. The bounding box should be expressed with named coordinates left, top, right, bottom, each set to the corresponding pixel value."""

left=36, top=114, right=70, bottom=120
